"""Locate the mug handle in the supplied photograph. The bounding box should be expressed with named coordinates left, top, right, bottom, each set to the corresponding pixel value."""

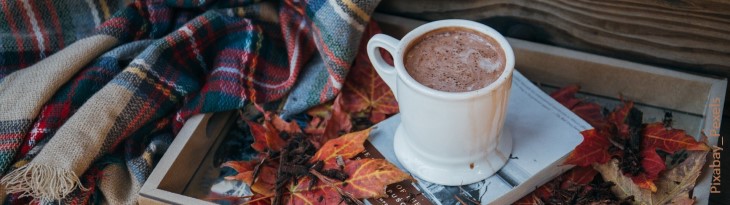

left=367, top=34, right=399, bottom=98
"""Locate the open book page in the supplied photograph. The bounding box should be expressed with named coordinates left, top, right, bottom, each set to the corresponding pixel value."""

left=366, top=70, right=591, bottom=204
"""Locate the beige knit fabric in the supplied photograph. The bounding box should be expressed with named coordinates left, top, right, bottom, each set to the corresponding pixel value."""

left=0, top=35, right=118, bottom=121
left=99, top=163, right=139, bottom=205
left=0, top=35, right=119, bottom=202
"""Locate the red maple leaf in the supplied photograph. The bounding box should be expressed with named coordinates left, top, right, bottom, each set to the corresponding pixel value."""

left=628, top=148, right=665, bottom=187
left=564, top=129, right=613, bottom=166
left=642, top=122, right=710, bottom=153
left=550, top=85, right=582, bottom=108
left=288, top=158, right=411, bottom=204
left=606, top=101, right=634, bottom=137
left=560, top=166, right=599, bottom=189
left=550, top=85, right=605, bottom=128
left=247, top=120, right=287, bottom=153
left=340, top=22, right=398, bottom=124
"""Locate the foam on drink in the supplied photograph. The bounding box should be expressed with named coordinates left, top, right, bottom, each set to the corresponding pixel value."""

left=405, top=27, right=506, bottom=92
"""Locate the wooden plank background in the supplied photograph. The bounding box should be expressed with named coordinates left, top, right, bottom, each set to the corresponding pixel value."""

left=376, top=0, right=730, bottom=115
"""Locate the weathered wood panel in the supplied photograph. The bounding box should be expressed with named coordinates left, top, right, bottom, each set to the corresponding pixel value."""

left=377, top=0, right=730, bottom=78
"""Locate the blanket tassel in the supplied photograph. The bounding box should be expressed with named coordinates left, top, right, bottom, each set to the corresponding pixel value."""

left=0, top=163, right=87, bottom=202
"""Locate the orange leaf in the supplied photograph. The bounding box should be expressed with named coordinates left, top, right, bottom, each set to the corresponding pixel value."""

left=271, top=114, right=302, bottom=134
left=310, top=128, right=370, bottom=164
left=642, top=122, right=710, bottom=153
left=247, top=120, right=286, bottom=152
left=564, top=129, right=613, bottom=166
left=221, top=161, right=257, bottom=181
left=341, top=23, right=398, bottom=124
left=222, top=161, right=277, bottom=196
left=288, top=159, right=411, bottom=204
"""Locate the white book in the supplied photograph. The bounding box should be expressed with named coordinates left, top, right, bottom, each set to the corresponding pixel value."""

left=367, top=70, right=591, bottom=205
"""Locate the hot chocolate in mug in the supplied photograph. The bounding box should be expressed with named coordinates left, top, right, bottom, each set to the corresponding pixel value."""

left=367, top=19, right=515, bottom=185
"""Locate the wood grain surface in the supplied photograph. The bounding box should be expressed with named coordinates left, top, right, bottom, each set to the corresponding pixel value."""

left=377, top=0, right=730, bottom=78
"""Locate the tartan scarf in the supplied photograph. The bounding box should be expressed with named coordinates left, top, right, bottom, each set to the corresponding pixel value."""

left=0, top=0, right=381, bottom=204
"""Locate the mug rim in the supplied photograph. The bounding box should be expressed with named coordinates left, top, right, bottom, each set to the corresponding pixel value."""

left=394, top=19, right=515, bottom=100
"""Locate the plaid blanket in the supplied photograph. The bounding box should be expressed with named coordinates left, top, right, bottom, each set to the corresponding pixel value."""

left=0, top=0, right=381, bottom=204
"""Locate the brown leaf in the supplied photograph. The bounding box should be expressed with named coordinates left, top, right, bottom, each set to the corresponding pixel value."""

left=594, top=151, right=707, bottom=205
left=288, top=159, right=411, bottom=204
left=564, top=129, right=614, bottom=166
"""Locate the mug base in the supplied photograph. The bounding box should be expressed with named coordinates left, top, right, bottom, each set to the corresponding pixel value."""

left=393, top=123, right=513, bottom=186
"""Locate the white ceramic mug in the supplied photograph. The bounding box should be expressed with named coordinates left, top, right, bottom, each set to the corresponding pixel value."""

left=367, top=19, right=515, bottom=185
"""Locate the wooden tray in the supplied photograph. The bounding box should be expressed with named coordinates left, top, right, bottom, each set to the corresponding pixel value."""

left=138, top=14, right=726, bottom=204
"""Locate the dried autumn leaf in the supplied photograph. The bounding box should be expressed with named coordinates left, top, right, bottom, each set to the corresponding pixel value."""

left=607, top=101, right=634, bottom=137
left=550, top=85, right=605, bottom=128
left=513, top=194, right=543, bottom=205
left=340, top=24, right=398, bottom=124
left=594, top=151, right=707, bottom=205
left=322, top=95, right=353, bottom=140
left=221, top=160, right=257, bottom=180
left=564, top=129, right=613, bottom=166
left=222, top=161, right=277, bottom=196
left=518, top=166, right=597, bottom=203
left=288, top=159, right=411, bottom=204
left=303, top=95, right=353, bottom=143
left=304, top=116, right=325, bottom=136
left=247, top=120, right=286, bottom=152
left=642, top=123, right=710, bottom=153
left=631, top=174, right=658, bottom=192
left=310, top=128, right=370, bottom=166
left=271, top=114, right=302, bottom=134
left=636, top=148, right=666, bottom=183
left=550, top=85, right=581, bottom=108
left=560, top=166, right=599, bottom=189
left=572, top=103, right=605, bottom=128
